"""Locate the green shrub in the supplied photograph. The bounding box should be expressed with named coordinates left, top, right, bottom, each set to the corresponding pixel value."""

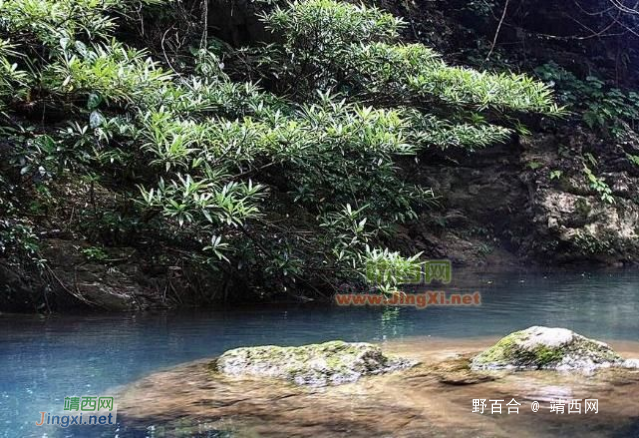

left=0, top=0, right=559, bottom=296
left=536, top=61, right=639, bottom=138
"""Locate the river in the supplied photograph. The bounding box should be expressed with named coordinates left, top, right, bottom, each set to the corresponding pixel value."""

left=2, top=270, right=639, bottom=437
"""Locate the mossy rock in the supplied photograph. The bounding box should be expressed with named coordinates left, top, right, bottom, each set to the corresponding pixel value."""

left=216, top=340, right=416, bottom=386
left=471, top=326, right=624, bottom=371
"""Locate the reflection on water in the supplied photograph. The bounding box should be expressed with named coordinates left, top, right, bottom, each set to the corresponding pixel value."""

left=1, top=270, right=639, bottom=437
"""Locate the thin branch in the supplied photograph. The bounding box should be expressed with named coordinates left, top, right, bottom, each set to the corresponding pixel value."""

left=200, top=0, right=209, bottom=50
left=161, top=26, right=177, bottom=72
left=608, top=0, right=639, bottom=15
left=486, top=0, right=511, bottom=61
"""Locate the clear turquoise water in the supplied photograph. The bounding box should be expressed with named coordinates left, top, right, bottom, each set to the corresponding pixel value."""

left=2, top=270, right=639, bottom=437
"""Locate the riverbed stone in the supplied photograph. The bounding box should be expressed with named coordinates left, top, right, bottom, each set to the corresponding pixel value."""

left=430, top=356, right=496, bottom=385
left=471, top=326, right=624, bottom=371
left=623, top=359, right=639, bottom=369
left=216, top=340, right=417, bottom=386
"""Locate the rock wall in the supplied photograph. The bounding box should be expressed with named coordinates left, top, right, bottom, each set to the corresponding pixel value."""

left=399, top=128, right=639, bottom=268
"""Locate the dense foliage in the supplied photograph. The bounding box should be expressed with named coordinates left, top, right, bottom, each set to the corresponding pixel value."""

left=0, top=0, right=559, bottom=301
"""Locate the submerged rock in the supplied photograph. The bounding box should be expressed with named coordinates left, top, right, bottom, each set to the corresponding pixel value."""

left=430, top=356, right=495, bottom=385
left=471, top=326, right=624, bottom=371
left=216, top=340, right=416, bottom=386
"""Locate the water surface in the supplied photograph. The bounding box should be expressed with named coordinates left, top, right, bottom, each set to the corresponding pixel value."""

left=2, top=270, right=639, bottom=437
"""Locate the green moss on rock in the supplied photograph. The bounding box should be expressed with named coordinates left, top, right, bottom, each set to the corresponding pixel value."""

left=216, top=340, right=416, bottom=386
left=471, top=326, right=624, bottom=371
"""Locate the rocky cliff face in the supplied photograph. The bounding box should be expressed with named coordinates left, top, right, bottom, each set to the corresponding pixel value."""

left=523, top=132, right=639, bottom=265
left=389, top=0, right=639, bottom=268
left=399, top=129, right=639, bottom=268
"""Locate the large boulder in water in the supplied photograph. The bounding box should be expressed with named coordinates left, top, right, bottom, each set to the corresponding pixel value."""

left=216, top=340, right=416, bottom=386
left=471, top=326, right=624, bottom=371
